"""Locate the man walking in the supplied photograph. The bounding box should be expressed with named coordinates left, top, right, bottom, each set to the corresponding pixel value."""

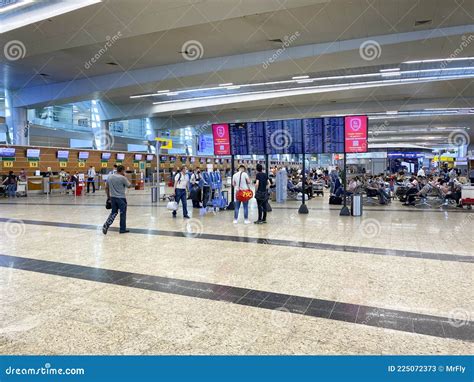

left=87, top=166, right=96, bottom=193
left=173, top=166, right=190, bottom=219
left=102, top=165, right=131, bottom=234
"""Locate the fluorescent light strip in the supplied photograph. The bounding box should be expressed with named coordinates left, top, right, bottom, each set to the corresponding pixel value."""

left=403, top=57, right=474, bottom=64
left=0, top=0, right=33, bottom=14
left=219, top=83, right=233, bottom=87
left=130, top=67, right=474, bottom=99
left=379, top=68, right=400, bottom=72
left=152, top=74, right=474, bottom=106
left=292, top=75, right=309, bottom=79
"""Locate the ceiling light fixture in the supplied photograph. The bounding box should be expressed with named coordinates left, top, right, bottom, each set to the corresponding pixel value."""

left=292, top=75, right=310, bottom=80
left=219, top=83, right=233, bottom=87
left=0, top=0, right=33, bottom=14
left=379, top=68, right=400, bottom=72
left=403, top=57, right=474, bottom=64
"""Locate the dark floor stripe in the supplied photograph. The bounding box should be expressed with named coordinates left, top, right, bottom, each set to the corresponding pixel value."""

left=1, top=201, right=472, bottom=213
left=0, top=254, right=471, bottom=342
left=0, top=217, right=471, bottom=264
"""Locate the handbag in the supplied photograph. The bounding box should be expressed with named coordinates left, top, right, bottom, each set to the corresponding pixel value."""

left=167, top=201, right=178, bottom=211
left=235, top=172, right=253, bottom=202
left=105, top=198, right=112, bottom=210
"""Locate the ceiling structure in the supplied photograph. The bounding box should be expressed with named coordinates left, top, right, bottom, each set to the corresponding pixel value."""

left=1, top=0, right=473, bottom=149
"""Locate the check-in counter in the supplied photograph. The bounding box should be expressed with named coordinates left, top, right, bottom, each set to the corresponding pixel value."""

left=49, top=175, right=62, bottom=193
left=27, top=176, right=44, bottom=194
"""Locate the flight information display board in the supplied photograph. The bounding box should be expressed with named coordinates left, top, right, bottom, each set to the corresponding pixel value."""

left=323, top=117, right=345, bottom=153
left=302, top=118, right=323, bottom=153
left=229, top=123, right=248, bottom=155
left=282, top=119, right=303, bottom=154
left=247, top=122, right=266, bottom=155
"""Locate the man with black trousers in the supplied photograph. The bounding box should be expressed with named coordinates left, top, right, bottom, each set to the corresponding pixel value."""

left=173, top=166, right=190, bottom=219
left=102, top=165, right=131, bottom=234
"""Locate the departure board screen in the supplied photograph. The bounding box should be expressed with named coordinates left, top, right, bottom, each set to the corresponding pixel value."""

left=247, top=122, right=266, bottom=155
left=229, top=123, right=248, bottom=155
left=323, top=117, right=345, bottom=153
left=302, top=118, right=323, bottom=153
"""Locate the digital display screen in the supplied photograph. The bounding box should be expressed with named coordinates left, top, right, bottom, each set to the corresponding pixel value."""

left=212, top=123, right=231, bottom=155
left=78, top=151, right=89, bottom=160
left=247, top=122, right=266, bottom=155
left=323, top=117, right=345, bottom=153
left=180, top=156, right=187, bottom=162
left=57, top=150, right=69, bottom=159
left=160, top=156, right=167, bottom=161
left=0, top=148, right=16, bottom=157
left=102, top=152, right=111, bottom=160
left=230, top=123, right=248, bottom=155
left=302, top=118, right=323, bottom=154
left=146, top=154, right=154, bottom=161
left=344, top=115, right=368, bottom=153
left=116, top=153, right=125, bottom=161
left=170, top=156, right=176, bottom=162
left=265, top=120, right=303, bottom=154
left=214, top=158, right=219, bottom=164
left=206, top=158, right=211, bottom=163
left=26, top=149, right=40, bottom=158
left=190, top=157, right=196, bottom=163
left=134, top=154, right=143, bottom=161
left=200, top=158, right=205, bottom=164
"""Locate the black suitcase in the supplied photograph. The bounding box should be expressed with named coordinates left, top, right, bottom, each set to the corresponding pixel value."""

left=329, top=195, right=342, bottom=205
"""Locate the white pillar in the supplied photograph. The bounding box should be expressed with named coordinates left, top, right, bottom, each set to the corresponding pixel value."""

left=5, top=89, right=28, bottom=145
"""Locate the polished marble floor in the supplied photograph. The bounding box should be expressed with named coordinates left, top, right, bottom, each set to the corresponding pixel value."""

left=0, top=189, right=472, bottom=355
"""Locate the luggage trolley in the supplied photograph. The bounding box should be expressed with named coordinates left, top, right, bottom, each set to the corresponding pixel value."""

left=460, top=185, right=474, bottom=210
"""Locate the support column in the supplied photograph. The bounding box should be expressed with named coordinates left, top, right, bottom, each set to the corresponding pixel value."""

left=5, top=89, right=28, bottom=145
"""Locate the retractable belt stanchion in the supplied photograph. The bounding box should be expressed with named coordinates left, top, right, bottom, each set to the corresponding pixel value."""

left=227, top=155, right=235, bottom=210
left=265, top=154, right=272, bottom=212
left=340, top=153, right=350, bottom=216
left=298, top=153, right=309, bottom=214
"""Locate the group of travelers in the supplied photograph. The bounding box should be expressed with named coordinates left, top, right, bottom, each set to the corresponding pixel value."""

left=1, top=169, right=27, bottom=198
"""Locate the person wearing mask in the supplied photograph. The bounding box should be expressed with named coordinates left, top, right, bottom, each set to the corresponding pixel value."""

left=102, top=165, right=131, bottom=234
left=232, top=164, right=251, bottom=224
left=87, top=166, right=96, bottom=193
left=254, top=164, right=270, bottom=224
left=173, top=166, right=190, bottom=219
left=2, top=171, right=17, bottom=198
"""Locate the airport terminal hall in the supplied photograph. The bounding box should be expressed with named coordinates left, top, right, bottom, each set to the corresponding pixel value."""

left=1, top=0, right=474, bottom=361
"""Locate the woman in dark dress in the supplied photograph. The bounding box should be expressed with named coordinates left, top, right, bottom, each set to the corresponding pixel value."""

left=254, top=164, right=270, bottom=224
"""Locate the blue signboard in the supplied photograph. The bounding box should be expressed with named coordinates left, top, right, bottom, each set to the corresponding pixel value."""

left=229, top=123, right=248, bottom=155
left=302, top=118, right=323, bottom=153
left=247, top=122, right=266, bottom=155
left=323, top=117, right=345, bottom=153
left=283, top=119, right=303, bottom=154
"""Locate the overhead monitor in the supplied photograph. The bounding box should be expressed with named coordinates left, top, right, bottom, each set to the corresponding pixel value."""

left=57, top=150, right=69, bottom=159
left=26, top=149, right=40, bottom=158
left=102, top=152, right=111, bottom=160
left=78, top=151, right=89, bottom=160
left=116, top=153, right=125, bottom=161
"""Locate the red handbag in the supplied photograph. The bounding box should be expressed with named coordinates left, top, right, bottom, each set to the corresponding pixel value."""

left=235, top=172, right=253, bottom=202
left=236, top=189, right=253, bottom=202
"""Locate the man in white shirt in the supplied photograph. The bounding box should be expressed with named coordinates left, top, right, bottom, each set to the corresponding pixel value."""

left=417, top=167, right=426, bottom=177
left=232, top=165, right=251, bottom=224
left=87, top=166, right=96, bottom=193
left=173, top=166, right=190, bottom=219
